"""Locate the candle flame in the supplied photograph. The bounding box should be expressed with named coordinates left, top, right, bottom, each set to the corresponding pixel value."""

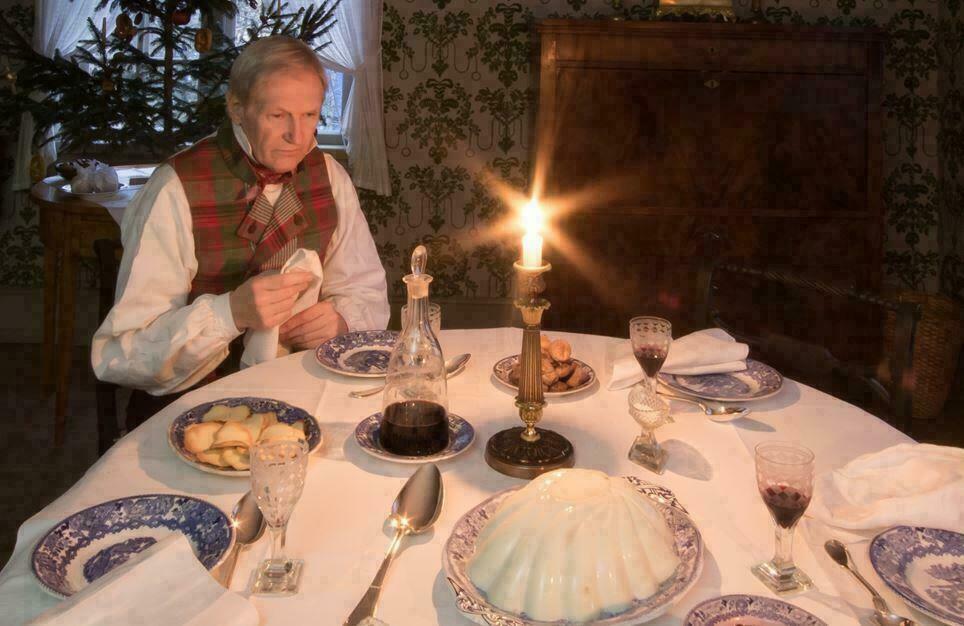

left=521, top=199, right=543, bottom=235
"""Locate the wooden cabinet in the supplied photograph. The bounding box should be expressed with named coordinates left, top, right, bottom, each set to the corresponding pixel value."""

left=534, top=21, right=884, bottom=340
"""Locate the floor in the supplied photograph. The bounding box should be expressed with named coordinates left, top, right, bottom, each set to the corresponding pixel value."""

left=0, top=343, right=960, bottom=571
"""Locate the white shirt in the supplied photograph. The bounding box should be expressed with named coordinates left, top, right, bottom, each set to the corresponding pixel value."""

left=91, top=125, right=390, bottom=396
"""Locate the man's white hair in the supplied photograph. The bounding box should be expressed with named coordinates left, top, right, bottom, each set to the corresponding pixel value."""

left=228, top=35, right=328, bottom=104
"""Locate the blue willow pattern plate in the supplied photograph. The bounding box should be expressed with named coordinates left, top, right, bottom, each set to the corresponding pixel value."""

left=32, top=494, right=234, bottom=598
left=168, top=396, right=322, bottom=477
left=685, top=594, right=826, bottom=625
left=315, top=330, right=399, bottom=378
left=442, top=478, right=702, bottom=625
left=355, top=412, right=474, bottom=464
left=659, top=359, right=783, bottom=402
left=870, top=526, right=964, bottom=625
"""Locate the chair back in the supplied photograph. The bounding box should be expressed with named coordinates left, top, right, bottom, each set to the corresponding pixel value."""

left=695, top=260, right=921, bottom=434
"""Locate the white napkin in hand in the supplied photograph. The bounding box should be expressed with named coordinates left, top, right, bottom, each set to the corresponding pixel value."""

left=241, top=248, right=323, bottom=368
left=608, top=328, right=749, bottom=390
left=29, top=534, right=257, bottom=626
left=810, top=443, right=964, bottom=531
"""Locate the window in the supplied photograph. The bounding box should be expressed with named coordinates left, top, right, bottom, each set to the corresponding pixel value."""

left=233, top=1, right=349, bottom=147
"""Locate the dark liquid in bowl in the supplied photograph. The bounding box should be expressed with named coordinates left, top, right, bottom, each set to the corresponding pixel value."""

left=379, top=400, right=449, bottom=456
left=634, top=347, right=668, bottom=378
left=761, top=485, right=811, bottom=528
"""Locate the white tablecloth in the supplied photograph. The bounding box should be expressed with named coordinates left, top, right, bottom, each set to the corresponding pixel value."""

left=1, top=328, right=935, bottom=625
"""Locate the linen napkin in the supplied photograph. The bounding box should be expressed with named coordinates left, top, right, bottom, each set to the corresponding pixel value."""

left=241, top=247, right=323, bottom=368
left=29, top=534, right=258, bottom=626
left=809, top=443, right=964, bottom=531
left=608, top=328, right=749, bottom=390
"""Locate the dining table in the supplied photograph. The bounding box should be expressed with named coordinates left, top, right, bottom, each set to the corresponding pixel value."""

left=0, top=327, right=940, bottom=625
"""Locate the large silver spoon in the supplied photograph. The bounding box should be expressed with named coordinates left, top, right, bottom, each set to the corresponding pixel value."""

left=349, top=353, right=471, bottom=399
left=213, top=491, right=265, bottom=588
left=657, top=390, right=749, bottom=422
left=344, top=463, right=444, bottom=626
left=824, top=540, right=918, bottom=626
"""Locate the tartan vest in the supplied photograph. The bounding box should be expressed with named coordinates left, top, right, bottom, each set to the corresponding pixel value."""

left=168, top=122, right=337, bottom=304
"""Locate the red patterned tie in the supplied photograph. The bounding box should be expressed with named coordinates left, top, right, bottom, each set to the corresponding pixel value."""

left=243, top=156, right=293, bottom=202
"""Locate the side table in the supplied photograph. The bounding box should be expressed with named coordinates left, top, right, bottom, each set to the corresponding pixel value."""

left=31, top=173, right=146, bottom=445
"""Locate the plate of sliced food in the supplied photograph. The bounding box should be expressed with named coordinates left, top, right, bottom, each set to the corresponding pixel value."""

left=167, top=397, right=322, bottom=476
left=493, top=334, right=596, bottom=397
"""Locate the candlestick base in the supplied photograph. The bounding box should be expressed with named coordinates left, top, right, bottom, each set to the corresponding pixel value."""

left=485, top=426, right=574, bottom=479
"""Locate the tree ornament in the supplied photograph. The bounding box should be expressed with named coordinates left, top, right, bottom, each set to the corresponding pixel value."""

left=194, top=28, right=213, bottom=53
left=2, top=66, right=15, bottom=93
left=101, top=77, right=115, bottom=93
left=171, top=9, right=192, bottom=26
left=29, top=153, right=46, bottom=183
left=114, top=13, right=135, bottom=41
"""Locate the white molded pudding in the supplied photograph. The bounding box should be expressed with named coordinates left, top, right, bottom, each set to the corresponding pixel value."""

left=467, top=469, right=681, bottom=622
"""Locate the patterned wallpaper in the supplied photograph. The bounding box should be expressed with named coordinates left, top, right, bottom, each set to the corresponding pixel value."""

left=361, top=0, right=963, bottom=303
left=0, top=0, right=961, bottom=306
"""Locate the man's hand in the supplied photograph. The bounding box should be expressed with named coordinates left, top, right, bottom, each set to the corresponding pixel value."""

left=229, top=271, right=314, bottom=331
left=279, top=301, right=348, bottom=350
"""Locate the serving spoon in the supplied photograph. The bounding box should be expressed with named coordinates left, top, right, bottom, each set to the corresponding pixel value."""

left=344, top=463, right=444, bottom=626
left=213, top=491, right=265, bottom=588
left=824, top=540, right=918, bottom=626
left=349, top=353, right=471, bottom=399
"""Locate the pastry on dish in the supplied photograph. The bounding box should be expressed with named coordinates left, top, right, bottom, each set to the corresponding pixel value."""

left=183, top=422, right=220, bottom=454
left=260, top=422, right=306, bottom=443
left=209, top=421, right=252, bottom=449
left=468, top=469, right=680, bottom=622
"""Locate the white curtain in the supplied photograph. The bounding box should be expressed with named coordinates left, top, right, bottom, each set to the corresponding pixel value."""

left=11, top=0, right=114, bottom=191
left=311, top=0, right=390, bottom=196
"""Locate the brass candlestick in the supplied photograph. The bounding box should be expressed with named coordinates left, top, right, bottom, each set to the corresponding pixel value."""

left=485, top=261, right=575, bottom=479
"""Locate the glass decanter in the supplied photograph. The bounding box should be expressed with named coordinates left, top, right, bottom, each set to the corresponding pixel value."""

left=380, top=246, right=449, bottom=457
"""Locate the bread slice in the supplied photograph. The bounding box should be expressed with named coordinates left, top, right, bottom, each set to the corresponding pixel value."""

left=183, top=422, right=221, bottom=454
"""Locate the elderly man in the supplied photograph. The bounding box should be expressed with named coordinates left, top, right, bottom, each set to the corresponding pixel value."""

left=92, top=36, right=389, bottom=423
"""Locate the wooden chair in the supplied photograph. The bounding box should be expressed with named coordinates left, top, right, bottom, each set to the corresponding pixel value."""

left=694, top=259, right=922, bottom=435
left=93, top=238, right=123, bottom=455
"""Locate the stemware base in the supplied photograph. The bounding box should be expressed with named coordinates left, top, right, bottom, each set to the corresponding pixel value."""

left=252, top=558, right=304, bottom=596
left=627, top=436, right=667, bottom=474
left=751, top=559, right=813, bottom=595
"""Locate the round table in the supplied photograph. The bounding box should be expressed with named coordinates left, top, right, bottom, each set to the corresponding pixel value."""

left=0, top=328, right=929, bottom=625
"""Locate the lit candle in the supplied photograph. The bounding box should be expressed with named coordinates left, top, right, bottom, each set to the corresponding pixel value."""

left=521, top=199, right=543, bottom=268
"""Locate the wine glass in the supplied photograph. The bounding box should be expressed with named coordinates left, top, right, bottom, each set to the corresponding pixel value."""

left=250, top=439, right=309, bottom=595
left=752, top=441, right=815, bottom=594
left=626, top=316, right=673, bottom=473
left=629, top=316, right=672, bottom=391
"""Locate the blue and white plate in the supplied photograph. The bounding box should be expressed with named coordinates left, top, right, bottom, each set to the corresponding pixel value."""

left=355, top=412, right=474, bottom=464
left=315, top=330, right=399, bottom=378
left=492, top=355, right=597, bottom=397
left=685, top=595, right=826, bottom=625
left=443, top=478, right=703, bottom=625
left=659, top=359, right=783, bottom=402
left=168, top=397, right=322, bottom=477
left=32, top=494, right=234, bottom=598
left=870, top=526, right=964, bottom=625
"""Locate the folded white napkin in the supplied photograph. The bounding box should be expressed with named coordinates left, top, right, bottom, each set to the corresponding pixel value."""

left=608, top=328, right=749, bottom=390
left=810, top=443, right=964, bottom=531
left=241, top=248, right=323, bottom=368
left=29, top=534, right=257, bottom=626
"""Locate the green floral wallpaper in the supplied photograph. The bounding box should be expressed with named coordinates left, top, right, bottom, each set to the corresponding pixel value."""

left=0, top=0, right=960, bottom=306
left=360, top=0, right=964, bottom=303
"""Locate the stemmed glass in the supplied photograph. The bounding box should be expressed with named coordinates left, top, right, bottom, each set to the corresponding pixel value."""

left=250, top=439, right=309, bottom=595
left=627, top=316, right=674, bottom=473
left=630, top=316, right=673, bottom=391
left=752, top=441, right=815, bottom=594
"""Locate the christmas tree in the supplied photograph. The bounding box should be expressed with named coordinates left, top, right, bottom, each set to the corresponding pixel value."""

left=0, top=0, right=337, bottom=162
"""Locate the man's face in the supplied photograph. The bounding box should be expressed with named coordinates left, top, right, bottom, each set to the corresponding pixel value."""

left=229, top=66, right=325, bottom=173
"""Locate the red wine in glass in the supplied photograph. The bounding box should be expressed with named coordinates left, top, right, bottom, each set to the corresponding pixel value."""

left=760, top=484, right=811, bottom=528
left=379, top=400, right=449, bottom=456
left=634, top=345, right=668, bottom=378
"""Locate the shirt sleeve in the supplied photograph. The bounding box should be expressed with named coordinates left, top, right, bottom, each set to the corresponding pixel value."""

left=90, top=164, right=243, bottom=396
left=321, top=154, right=390, bottom=332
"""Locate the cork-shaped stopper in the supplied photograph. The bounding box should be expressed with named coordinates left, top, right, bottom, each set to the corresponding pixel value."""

left=403, top=273, right=432, bottom=299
